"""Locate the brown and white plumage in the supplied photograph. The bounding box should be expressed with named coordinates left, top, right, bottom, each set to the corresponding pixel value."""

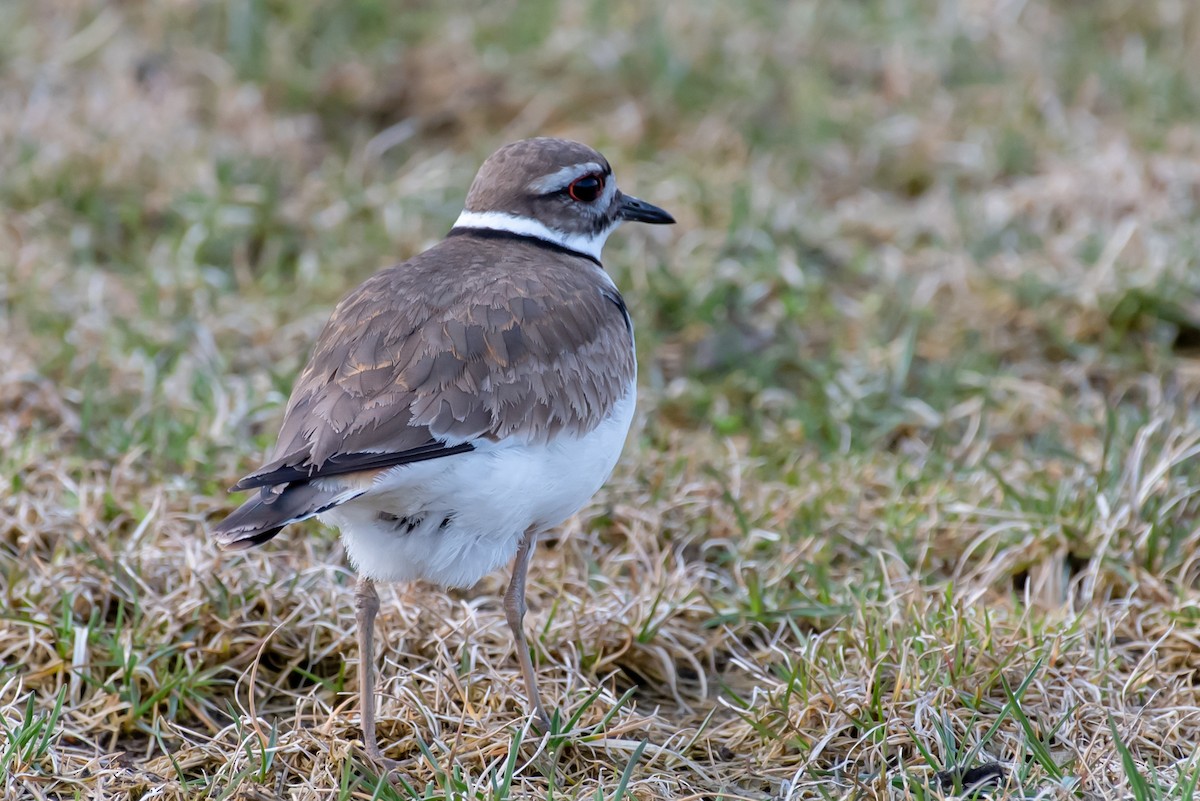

left=215, top=234, right=637, bottom=552
left=211, top=137, right=673, bottom=766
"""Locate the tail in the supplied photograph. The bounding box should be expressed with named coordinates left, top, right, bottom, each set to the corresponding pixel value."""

left=211, top=481, right=364, bottom=550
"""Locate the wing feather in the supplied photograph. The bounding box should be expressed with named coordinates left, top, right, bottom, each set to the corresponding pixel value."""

left=220, top=234, right=635, bottom=522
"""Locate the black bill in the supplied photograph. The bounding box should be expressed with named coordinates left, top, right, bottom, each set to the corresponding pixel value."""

left=617, top=194, right=676, bottom=225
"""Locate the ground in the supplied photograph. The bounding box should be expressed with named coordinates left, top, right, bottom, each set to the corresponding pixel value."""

left=3, top=1, right=1200, bottom=799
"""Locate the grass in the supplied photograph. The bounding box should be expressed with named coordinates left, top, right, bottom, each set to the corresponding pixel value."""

left=3, top=0, right=1200, bottom=798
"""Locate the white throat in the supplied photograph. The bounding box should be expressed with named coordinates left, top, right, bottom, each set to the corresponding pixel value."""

left=451, top=210, right=615, bottom=262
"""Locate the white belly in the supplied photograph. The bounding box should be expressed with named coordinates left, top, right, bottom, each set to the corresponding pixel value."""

left=322, top=382, right=636, bottom=588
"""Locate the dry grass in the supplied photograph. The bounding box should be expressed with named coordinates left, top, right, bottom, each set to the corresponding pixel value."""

left=4, top=1, right=1200, bottom=798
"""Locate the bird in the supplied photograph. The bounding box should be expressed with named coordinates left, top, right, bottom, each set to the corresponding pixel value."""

left=212, top=137, right=674, bottom=766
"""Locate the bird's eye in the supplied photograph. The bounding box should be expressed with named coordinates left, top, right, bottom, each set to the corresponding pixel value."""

left=567, top=174, right=605, bottom=202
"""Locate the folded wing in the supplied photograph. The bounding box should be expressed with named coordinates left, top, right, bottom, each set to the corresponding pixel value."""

left=212, top=237, right=635, bottom=548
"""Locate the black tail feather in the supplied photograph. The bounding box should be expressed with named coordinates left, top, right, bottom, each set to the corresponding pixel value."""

left=212, top=481, right=362, bottom=549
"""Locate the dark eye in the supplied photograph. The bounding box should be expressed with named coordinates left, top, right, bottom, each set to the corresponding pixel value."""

left=567, top=174, right=605, bottom=202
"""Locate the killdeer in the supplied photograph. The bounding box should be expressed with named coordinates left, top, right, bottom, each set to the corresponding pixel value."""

left=213, top=137, right=674, bottom=765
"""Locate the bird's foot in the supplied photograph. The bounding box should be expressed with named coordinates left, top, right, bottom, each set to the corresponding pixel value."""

left=531, top=706, right=554, bottom=737
left=362, top=742, right=402, bottom=776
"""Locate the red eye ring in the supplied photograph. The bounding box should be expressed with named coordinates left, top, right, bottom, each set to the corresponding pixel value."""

left=568, top=174, right=605, bottom=202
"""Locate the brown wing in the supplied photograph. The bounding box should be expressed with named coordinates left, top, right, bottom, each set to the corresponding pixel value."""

left=231, top=234, right=635, bottom=491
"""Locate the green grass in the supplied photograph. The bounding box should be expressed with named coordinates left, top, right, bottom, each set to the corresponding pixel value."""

left=3, top=0, right=1200, bottom=798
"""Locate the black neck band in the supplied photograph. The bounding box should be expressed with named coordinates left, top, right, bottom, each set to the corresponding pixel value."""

left=447, top=227, right=603, bottom=267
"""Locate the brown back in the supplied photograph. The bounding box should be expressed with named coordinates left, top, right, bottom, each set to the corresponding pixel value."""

left=235, top=232, right=635, bottom=488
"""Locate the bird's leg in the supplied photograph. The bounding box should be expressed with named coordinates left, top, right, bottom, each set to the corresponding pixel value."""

left=505, top=528, right=552, bottom=733
left=354, top=576, right=398, bottom=770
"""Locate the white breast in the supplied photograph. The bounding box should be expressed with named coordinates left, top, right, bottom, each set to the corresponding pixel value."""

left=322, top=381, right=637, bottom=588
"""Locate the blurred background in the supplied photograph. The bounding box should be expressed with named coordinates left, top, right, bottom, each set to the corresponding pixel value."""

left=4, top=1, right=1200, bottom=797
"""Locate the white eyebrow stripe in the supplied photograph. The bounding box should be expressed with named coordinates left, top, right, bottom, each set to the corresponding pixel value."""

left=527, top=162, right=604, bottom=193
left=451, top=210, right=617, bottom=262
